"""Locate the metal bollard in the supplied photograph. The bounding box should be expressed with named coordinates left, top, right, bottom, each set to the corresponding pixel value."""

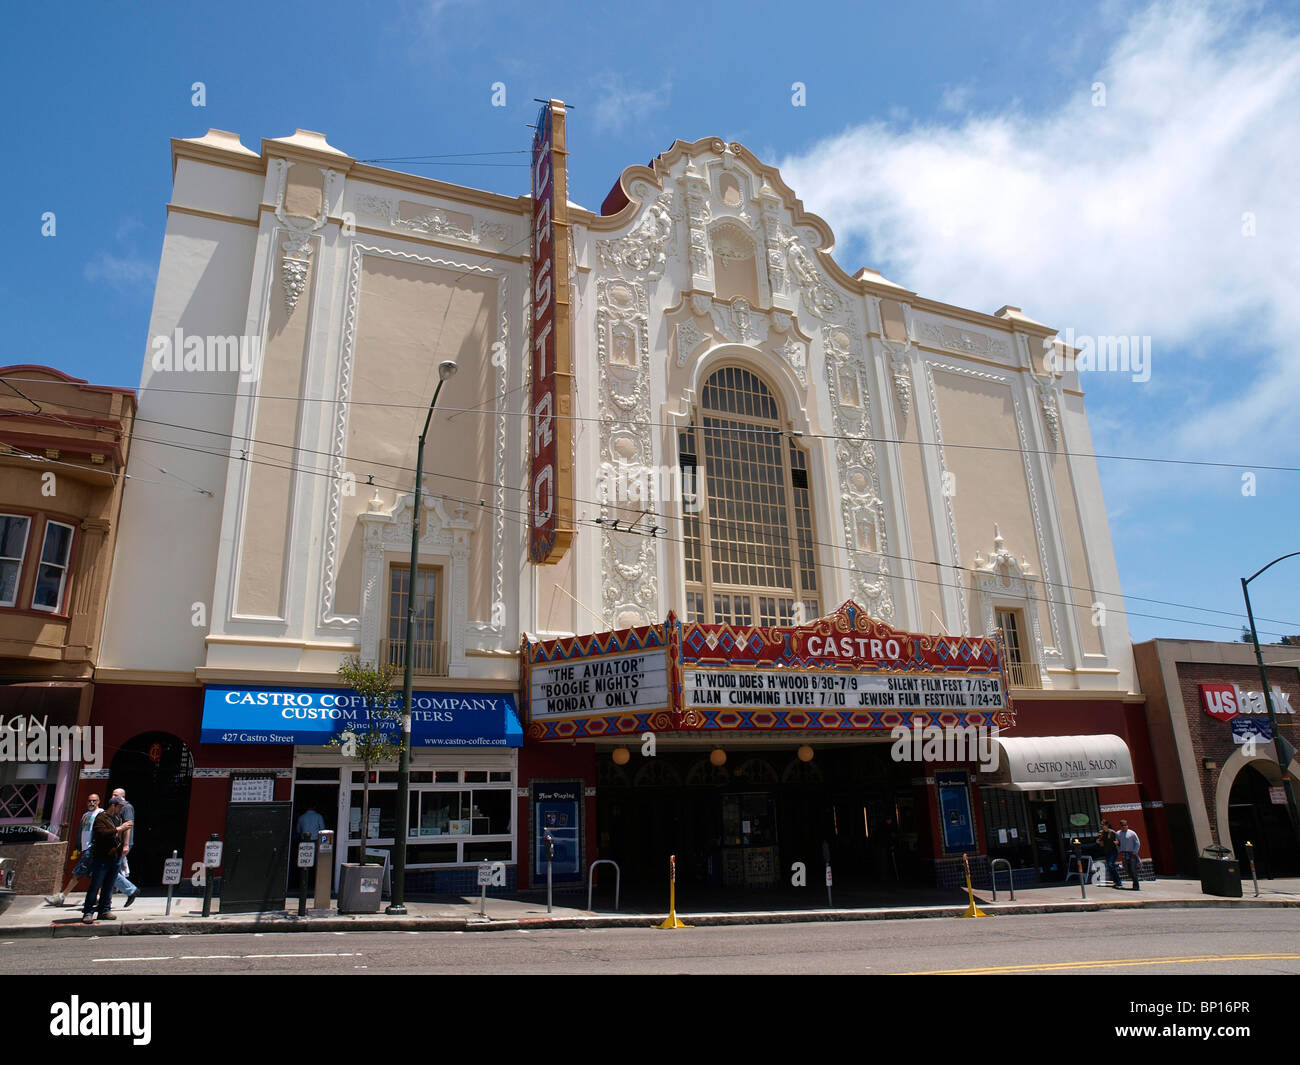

left=1245, top=840, right=1260, bottom=897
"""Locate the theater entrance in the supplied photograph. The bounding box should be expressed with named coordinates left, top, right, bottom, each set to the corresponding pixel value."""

left=594, top=741, right=921, bottom=895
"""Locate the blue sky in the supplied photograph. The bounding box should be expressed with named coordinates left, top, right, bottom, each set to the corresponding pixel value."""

left=3, top=0, right=1297, bottom=645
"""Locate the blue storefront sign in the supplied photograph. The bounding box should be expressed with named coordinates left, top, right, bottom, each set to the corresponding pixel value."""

left=201, top=685, right=523, bottom=747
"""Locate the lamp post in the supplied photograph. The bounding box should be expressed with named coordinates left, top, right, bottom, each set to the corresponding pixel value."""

left=1240, top=551, right=1300, bottom=864
left=388, top=358, right=458, bottom=915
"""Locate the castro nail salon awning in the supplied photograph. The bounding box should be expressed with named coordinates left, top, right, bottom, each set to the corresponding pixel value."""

left=201, top=685, right=522, bottom=747
left=984, top=734, right=1135, bottom=791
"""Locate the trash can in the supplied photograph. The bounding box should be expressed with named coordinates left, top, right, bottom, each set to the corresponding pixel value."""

left=1198, top=844, right=1242, bottom=897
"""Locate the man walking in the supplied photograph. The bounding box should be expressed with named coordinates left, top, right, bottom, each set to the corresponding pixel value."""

left=110, top=787, right=141, bottom=907
left=1117, top=819, right=1143, bottom=891
left=45, top=793, right=100, bottom=906
left=82, top=794, right=133, bottom=924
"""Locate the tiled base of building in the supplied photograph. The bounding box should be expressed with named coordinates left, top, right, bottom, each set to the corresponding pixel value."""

left=403, top=866, right=519, bottom=895
left=0, top=841, right=67, bottom=894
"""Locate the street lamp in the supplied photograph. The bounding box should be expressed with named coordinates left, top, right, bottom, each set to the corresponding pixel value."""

left=1240, top=551, right=1300, bottom=865
left=388, top=358, right=458, bottom=915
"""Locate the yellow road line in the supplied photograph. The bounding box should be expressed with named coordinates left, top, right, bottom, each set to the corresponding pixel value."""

left=903, top=953, right=1300, bottom=975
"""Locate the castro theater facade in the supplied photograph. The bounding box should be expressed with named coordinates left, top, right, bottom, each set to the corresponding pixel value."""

left=515, top=122, right=1146, bottom=895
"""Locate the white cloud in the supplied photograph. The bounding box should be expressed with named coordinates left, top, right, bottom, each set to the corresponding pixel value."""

left=779, top=1, right=1300, bottom=457
left=84, top=253, right=155, bottom=291
left=589, top=72, right=671, bottom=134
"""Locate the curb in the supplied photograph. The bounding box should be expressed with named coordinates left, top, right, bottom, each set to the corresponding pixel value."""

left=3, top=896, right=1297, bottom=939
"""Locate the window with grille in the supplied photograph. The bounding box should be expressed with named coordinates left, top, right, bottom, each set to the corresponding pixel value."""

left=995, top=608, right=1039, bottom=688
left=680, top=366, right=818, bottom=625
left=386, top=565, right=445, bottom=675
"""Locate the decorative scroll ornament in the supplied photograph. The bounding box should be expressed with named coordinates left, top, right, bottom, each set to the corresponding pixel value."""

left=971, top=524, right=1049, bottom=685
left=884, top=343, right=913, bottom=418
left=675, top=319, right=710, bottom=366
left=1035, top=377, right=1061, bottom=448
left=274, top=161, right=332, bottom=316
left=597, top=192, right=676, bottom=279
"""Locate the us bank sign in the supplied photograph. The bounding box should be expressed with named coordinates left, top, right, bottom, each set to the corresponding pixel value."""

left=522, top=600, right=1014, bottom=740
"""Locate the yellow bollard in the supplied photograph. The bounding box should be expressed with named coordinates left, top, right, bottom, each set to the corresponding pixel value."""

left=957, top=851, right=988, bottom=918
left=655, top=854, right=693, bottom=929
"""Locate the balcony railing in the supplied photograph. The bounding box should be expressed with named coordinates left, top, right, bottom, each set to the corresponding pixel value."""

left=380, top=637, right=449, bottom=677
left=1004, top=659, right=1042, bottom=689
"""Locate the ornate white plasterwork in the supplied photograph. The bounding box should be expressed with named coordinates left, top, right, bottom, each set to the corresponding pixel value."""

left=821, top=323, right=895, bottom=621
left=675, top=319, right=710, bottom=366
left=352, top=194, right=514, bottom=248
left=358, top=492, right=473, bottom=675
left=1034, top=376, right=1062, bottom=449
left=709, top=296, right=761, bottom=345
left=596, top=277, right=657, bottom=627
left=883, top=341, right=914, bottom=418
left=970, top=524, right=1049, bottom=686
left=921, top=359, right=1064, bottom=657
left=273, top=160, right=334, bottom=315
left=781, top=228, right=840, bottom=321
left=682, top=161, right=713, bottom=285
left=917, top=318, right=1012, bottom=360
left=319, top=244, right=507, bottom=635
left=596, top=191, right=676, bottom=280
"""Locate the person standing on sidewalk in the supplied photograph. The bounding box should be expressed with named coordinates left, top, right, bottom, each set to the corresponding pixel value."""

left=1117, top=819, right=1143, bottom=891
left=82, top=795, right=133, bottom=924
left=1096, top=820, right=1123, bottom=889
left=110, top=787, right=141, bottom=908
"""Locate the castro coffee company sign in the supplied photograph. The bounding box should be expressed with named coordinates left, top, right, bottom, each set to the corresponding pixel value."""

left=529, top=99, right=573, bottom=564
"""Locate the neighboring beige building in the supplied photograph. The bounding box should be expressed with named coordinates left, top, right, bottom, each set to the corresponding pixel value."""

left=0, top=364, right=135, bottom=891
left=94, top=121, right=1139, bottom=894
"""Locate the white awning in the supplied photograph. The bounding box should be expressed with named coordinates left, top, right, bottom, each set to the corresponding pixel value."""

left=987, top=734, right=1135, bottom=791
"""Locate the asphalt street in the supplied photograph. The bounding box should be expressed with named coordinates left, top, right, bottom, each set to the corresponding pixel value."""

left=8, top=907, right=1300, bottom=975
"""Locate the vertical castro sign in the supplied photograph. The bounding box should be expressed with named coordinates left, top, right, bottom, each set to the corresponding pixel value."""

left=530, top=99, right=574, bottom=564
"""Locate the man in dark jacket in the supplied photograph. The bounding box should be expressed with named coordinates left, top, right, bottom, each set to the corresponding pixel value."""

left=1097, top=820, right=1123, bottom=888
left=82, top=795, right=133, bottom=924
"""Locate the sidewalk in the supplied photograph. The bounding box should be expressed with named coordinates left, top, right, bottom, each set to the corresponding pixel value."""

left=3, top=877, right=1297, bottom=939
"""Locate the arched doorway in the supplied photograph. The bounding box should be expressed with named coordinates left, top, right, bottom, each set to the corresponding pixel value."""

left=109, top=733, right=194, bottom=888
left=1227, top=763, right=1300, bottom=878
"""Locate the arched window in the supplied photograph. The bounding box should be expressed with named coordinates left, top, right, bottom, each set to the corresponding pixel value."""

left=679, top=365, right=818, bottom=625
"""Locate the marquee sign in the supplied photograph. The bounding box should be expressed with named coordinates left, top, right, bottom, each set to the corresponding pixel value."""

left=521, top=601, right=1014, bottom=739
left=529, top=99, right=574, bottom=564
left=522, top=620, right=687, bottom=740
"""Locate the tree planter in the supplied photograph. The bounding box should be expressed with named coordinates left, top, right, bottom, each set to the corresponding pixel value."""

left=338, top=863, right=383, bottom=914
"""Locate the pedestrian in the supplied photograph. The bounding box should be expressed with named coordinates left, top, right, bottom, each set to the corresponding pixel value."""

left=1096, top=819, right=1123, bottom=889
left=45, top=793, right=100, bottom=906
left=81, top=795, right=133, bottom=924
left=296, top=801, right=326, bottom=841
left=1117, top=818, right=1143, bottom=891
left=110, top=787, right=141, bottom=907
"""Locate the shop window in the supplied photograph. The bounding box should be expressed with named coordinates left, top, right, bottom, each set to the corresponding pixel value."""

left=31, top=520, right=74, bottom=613
left=385, top=564, right=445, bottom=675
left=0, top=514, right=31, bottom=607
left=981, top=788, right=1034, bottom=868
left=680, top=366, right=818, bottom=624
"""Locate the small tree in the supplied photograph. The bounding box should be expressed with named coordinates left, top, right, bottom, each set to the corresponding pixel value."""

left=332, top=655, right=400, bottom=866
